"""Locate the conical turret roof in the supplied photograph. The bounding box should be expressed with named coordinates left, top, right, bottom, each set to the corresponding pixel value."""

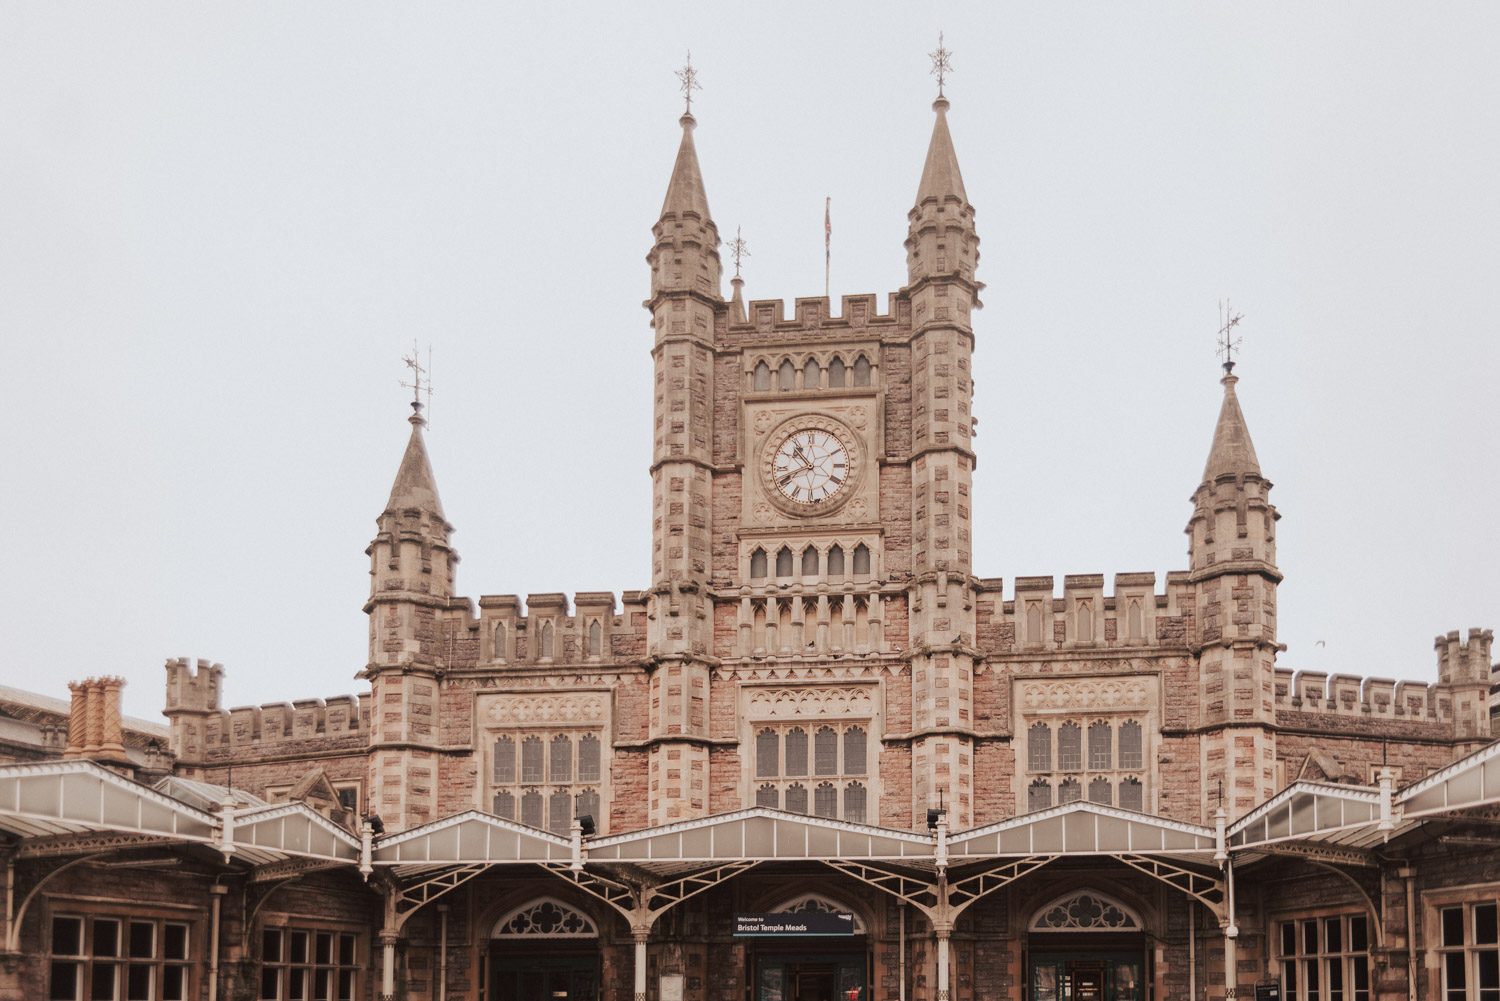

left=659, top=113, right=713, bottom=221
left=1201, top=369, right=1261, bottom=483
left=386, top=412, right=447, bottom=520
left=915, top=97, right=969, bottom=206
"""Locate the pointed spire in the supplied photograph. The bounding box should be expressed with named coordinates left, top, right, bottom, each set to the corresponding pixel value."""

left=659, top=112, right=713, bottom=222
left=386, top=407, right=447, bottom=520
left=916, top=97, right=969, bottom=207
left=1201, top=366, right=1262, bottom=483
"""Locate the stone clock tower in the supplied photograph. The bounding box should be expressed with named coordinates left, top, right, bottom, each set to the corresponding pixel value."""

left=642, top=83, right=984, bottom=828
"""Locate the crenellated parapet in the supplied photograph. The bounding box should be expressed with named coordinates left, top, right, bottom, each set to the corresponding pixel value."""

left=473, top=590, right=651, bottom=667
left=974, top=572, right=1197, bottom=654
left=197, top=692, right=370, bottom=761
left=729, top=294, right=907, bottom=347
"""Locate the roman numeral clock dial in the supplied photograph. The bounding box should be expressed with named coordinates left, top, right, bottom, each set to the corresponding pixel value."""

left=772, top=428, right=849, bottom=505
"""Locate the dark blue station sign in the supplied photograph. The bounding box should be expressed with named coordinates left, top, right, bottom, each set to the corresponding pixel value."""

left=734, top=912, right=856, bottom=937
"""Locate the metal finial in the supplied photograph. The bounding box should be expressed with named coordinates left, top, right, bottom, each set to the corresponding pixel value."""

left=728, top=225, right=750, bottom=279
left=929, top=32, right=954, bottom=98
left=400, top=341, right=434, bottom=417
left=675, top=50, right=702, bottom=114
left=1215, top=300, right=1244, bottom=373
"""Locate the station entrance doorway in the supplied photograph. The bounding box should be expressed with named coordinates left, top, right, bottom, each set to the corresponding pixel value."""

left=753, top=951, right=867, bottom=1001
left=1028, top=951, right=1143, bottom=1001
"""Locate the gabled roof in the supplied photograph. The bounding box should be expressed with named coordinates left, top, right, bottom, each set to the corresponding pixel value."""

left=1227, top=780, right=1381, bottom=849
left=231, top=801, right=362, bottom=862
left=1400, top=739, right=1500, bottom=817
left=372, top=810, right=572, bottom=864
left=587, top=807, right=934, bottom=864
left=0, top=759, right=215, bottom=842
left=949, top=801, right=1216, bottom=859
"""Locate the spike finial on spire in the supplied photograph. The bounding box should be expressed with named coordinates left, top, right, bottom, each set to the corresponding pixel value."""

left=728, top=225, right=749, bottom=279
left=1216, top=300, right=1244, bottom=374
left=675, top=50, right=702, bottom=115
left=929, top=32, right=954, bottom=99
left=400, top=341, right=433, bottom=422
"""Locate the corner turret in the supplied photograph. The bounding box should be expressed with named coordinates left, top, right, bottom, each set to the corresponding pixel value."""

left=646, top=112, right=723, bottom=303
left=905, top=96, right=982, bottom=290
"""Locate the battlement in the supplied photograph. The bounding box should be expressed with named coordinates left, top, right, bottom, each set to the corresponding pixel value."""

left=1273, top=669, right=1443, bottom=721
left=163, top=658, right=224, bottom=713
left=199, top=693, right=371, bottom=755
left=1438, top=628, right=1494, bottom=684
left=974, top=572, right=1195, bottom=652
left=472, top=590, right=651, bottom=665
left=731, top=294, right=907, bottom=338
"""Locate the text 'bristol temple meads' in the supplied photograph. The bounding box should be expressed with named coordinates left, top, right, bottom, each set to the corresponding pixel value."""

left=3, top=56, right=1498, bottom=1001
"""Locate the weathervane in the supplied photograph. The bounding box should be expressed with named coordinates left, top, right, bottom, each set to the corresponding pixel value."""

left=675, top=50, right=702, bottom=114
left=1215, top=300, right=1244, bottom=373
left=929, top=32, right=954, bottom=98
left=401, top=341, right=434, bottom=417
left=728, top=225, right=750, bottom=279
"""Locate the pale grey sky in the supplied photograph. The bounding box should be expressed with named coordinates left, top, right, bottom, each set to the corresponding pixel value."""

left=2, top=4, right=1497, bottom=722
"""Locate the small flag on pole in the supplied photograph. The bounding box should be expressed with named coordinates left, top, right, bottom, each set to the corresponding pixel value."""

left=824, top=196, right=831, bottom=298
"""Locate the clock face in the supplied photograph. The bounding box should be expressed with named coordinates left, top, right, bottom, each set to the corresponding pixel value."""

left=772, top=428, right=849, bottom=505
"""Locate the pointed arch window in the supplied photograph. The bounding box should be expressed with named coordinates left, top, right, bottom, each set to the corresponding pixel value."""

left=1027, top=603, right=1043, bottom=643
left=1119, top=720, right=1143, bottom=769
left=521, top=736, right=544, bottom=783
left=550, top=735, right=572, bottom=783
left=776, top=546, right=794, bottom=577
left=804, top=358, right=821, bottom=389
left=1058, top=777, right=1082, bottom=804
left=539, top=621, right=554, bottom=659
left=576, top=789, right=599, bottom=823
left=587, top=620, right=602, bottom=657
left=844, top=782, right=867, bottom=824
left=1077, top=601, right=1093, bottom=642
left=493, top=622, right=506, bottom=661
left=520, top=791, right=544, bottom=829
left=785, top=727, right=808, bottom=776
left=756, top=728, right=778, bottom=778
left=784, top=783, right=808, bottom=814
left=756, top=784, right=778, bottom=808
left=814, top=726, right=839, bottom=776
left=1127, top=600, right=1144, bottom=641
left=1058, top=722, right=1082, bottom=771
left=1028, top=722, right=1052, bottom=772
left=1088, top=721, right=1112, bottom=770
left=827, top=545, right=845, bottom=576
left=1119, top=777, right=1144, bottom=812
left=492, top=791, right=514, bottom=819
left=802, top=547, right=819, bottom=576
left=750, top=547, right=768, bottom=580
left=548, top=790, right=571, bottom=834
left=577, top=734, right=600, bottom=782
left=1028, top=778, right=1052, bottom=812
left=813, top=781, right=839, bottom=818
left=754, top=361, right=771, bottom=392
left=828, top=357, right=846, bottom=388
left=1089, top=777, right=1112, bottom=805
left=493, top=736, right=516, bottom=784
left=843, top=726, right=867, bottom=775
left=852, top=355, right=872, bottom=387
left=779, top=359, right=796, bottom=391
left=852, top=543, right=871, bottom=576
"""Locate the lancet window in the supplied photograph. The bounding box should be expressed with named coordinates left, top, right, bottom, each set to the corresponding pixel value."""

left=1022, top=716, right=1149, bottom=814
left=752, top=723, right=870, bottom=822
left=491, top=730, right=604, bottom=834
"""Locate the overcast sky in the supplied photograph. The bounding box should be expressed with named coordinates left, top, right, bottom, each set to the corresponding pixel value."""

left=3, top=4, right=1497, bottom=723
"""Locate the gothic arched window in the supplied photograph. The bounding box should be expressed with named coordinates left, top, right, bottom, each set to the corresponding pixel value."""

left=493, top=621, right=506, bottom=661
left=521, top=791, right=544, bottom=829
left=539, top=621, right=554, bottom=659
left=827, top=545, right=845, bottom=576
left=1127, top=600, right=1144, bottom=640
left=1089, top=777, right=1112, bottom=805
left=550, top=735, right=572, bottom=783
left=576, top=789, right=599, bottom=823
left=548, top=790, right=571, bottom=833
left=779, top=359, right=796, bottom=390
left=1058, top=723, right=1082, bottom=771
left=776, top=546, right=794, bottom=577
left=852, top=543, right=871, bottom=576
left=1027, top=603, right=1043, bottom=643
left=578, top=734, right=600, bottom=782
left=754, top=361, right=771, bottom=391
left=587, top=620, right=601, bottom=657
left=785, top=727, right=808, bottom=776
left=852, top=355, right=872, bottom=387
left=802, top=547, right=819, bottom=576
left=756, top=784, right=778, bottom=808
left=1077, top=601, right=1093, bottom=642
left=521, top=736, right=544, bottom=783
left=843, top=726, right=867, bottom=775
left=493, top=736, right=516, bottom=784
left=804, top=358, right=821, bottom=389
left=828, top=357, right=846, bottom=388
left=1058, top=778, right=1082, bottom=804
left=756, top=728, right=778, bottom=778
left=1119, top=720, right=1143, bottom=769
left=1028, top=778, right=1052, bottom=812
left=750, top=547, right=767, bottom=579
left=492, top=791, right=514, bottom=820
left=814, top=726, right=838, bottom=776
left=1028, top=722, right=1052, bottom=772
left=844, top=782, right=867, bottom=824
left=784, top=783, right=808, bottom=814
left=1088, top=721, right=1112, bottom=770
left=1119, top=777, right=1144, bottom=812
left=814, top=781, right=838, bottom=818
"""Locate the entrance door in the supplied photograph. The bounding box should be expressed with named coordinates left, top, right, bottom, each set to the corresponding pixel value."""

left=493, top=954, right=599, bottom=1001
left=1030, top=954, right=1141, bottom=1001
left=756, top=953, right=866, bottom=1001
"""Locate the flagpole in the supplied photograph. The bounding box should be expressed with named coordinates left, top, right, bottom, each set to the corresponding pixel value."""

left=824, top=196, right=831, bottom=299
